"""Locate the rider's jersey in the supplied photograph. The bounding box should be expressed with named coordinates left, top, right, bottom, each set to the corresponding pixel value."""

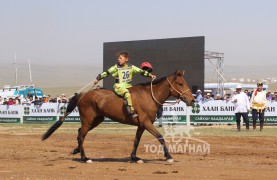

left=98, top=63, right=151, bottom=85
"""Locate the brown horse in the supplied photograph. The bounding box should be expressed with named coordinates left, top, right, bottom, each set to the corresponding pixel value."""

left=42, top=70, right=195, bottom=163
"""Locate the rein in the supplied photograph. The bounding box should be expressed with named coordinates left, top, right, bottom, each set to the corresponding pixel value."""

left=59, top=83, right=98, bottom=116
left=77, top=84, right=98, bottom=102
left=150, top=77, right=190, bottom=106
left=166, top=77, right=191, bottom=97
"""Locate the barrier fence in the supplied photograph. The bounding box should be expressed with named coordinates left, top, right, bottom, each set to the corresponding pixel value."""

left=1, top=101, right=277, bottom=124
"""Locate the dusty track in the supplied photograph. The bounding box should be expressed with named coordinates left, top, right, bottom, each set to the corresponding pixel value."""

left=0, top=124, right=276, bottom=179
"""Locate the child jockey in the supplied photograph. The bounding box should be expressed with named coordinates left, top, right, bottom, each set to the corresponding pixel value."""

left=94, top=51, right=156, bottom=118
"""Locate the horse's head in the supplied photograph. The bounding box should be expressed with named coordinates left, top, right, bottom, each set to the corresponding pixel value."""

left=167, top=70, right=195, bottom=106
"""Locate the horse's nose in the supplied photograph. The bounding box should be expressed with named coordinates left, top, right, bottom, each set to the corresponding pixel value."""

left=190, top=99, right=195, bottom=105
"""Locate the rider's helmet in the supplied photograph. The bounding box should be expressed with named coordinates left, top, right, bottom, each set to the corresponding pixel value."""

left=140, top=62, right=153, bottom=72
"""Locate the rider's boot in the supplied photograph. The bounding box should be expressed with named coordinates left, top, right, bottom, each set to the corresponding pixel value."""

left=126, top=104, right=138, bottom=119
left=123, top=97, right=138, bottom=119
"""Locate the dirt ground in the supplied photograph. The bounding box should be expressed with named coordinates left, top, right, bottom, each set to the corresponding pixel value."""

left=0, top=124, right=277, bottom=179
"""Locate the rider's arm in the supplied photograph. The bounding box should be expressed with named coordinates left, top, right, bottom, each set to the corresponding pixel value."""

left=132, top=65, right=156, bottom=79
left=94, top=65, right=118, bottom=84
left=95, top=64, right=118, bottom=82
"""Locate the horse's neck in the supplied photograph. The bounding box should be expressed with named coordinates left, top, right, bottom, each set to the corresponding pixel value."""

left=150, top=79, right=171, bottom=105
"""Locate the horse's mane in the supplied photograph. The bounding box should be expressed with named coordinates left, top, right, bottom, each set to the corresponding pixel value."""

left=135, top=70, right=184, bottom=87
left=135, top=76, right=167, bottom=87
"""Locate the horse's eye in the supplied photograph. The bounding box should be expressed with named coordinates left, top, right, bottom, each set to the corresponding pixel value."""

left=179, top=84, right=183, bottom=86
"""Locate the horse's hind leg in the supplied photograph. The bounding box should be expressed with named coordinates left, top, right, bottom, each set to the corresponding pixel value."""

left=72, top=117, right=104, bottom=160
left=130, top=126, right=145, bottom=163
left=144, top=122, right=174, bottom=163
left=77, top=124, right=91, bottom=162
left=71, top=128, right=82, bottom=155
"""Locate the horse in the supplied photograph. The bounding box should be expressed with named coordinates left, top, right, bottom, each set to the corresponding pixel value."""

left=42, top=70, right=195, bottom=163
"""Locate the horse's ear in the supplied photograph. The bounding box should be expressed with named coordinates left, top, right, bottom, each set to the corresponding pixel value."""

left=182, top=70, right=185, bottom=76
left=173, top=70, right=179, bottom=78
left=175, top=70, right=185, bottom=76
left=173, top=70, right=185, bottom=78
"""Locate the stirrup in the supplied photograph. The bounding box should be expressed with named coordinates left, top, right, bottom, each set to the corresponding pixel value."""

left=131, top=113, right=138, bottom=118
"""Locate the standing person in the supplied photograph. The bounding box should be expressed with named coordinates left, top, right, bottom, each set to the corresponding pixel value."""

left=250, top=82, right=267, bottom=131
left=195, top=89, right=203, bottom=103
left=2, top=98, right=8, bottom=105
left=247, top=91, right=252, bottom=100
left=266, top=91, right=272, bottom=101
left=231, top=85, right=250, bottom=131
left=27, top=90, right=32, bottom=99
left=274, top=90, right=277, bottom=101
left=61, top=94, right=68, bottom=103
left=93, top=51, right=156, bottom=119
left=7, top=97, right=14, bottom=105
left=22, top=95, right=31, bottom=105
left=206, top=93, right=213, bottom=101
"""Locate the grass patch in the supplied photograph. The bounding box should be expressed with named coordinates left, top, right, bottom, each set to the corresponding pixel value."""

left=191, top=126, right=277, bottom=137
left=1, top=123, right=277, bottom=137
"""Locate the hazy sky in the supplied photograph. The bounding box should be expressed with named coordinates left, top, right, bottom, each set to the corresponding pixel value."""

left=1, top=0, right=276, bottom=66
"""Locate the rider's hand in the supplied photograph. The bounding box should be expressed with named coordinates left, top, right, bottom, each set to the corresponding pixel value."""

left=150, top=74, right=156, bottom=80
left=94, top=79, right=99, bottom=85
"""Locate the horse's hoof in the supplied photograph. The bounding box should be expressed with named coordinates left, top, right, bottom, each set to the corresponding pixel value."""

left=71, top=149, right=80, bottom=155
left=86, top=159, right=93, bottom=163
left=166, top=159, right=174, bottom=163
left=136, top=159, right=144, bottom=164
left=81, top=157, right=92, bottom=163
left=131, top=157, right=144, bottom=163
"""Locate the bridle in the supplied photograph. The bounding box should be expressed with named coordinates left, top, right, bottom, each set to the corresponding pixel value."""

left=166, top=77, right=191, bottom=98
left=150, top=77, right=190, bottom=106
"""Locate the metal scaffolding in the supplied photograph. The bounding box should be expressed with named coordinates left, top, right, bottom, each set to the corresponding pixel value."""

left=205, top=51, right=225, bottom=96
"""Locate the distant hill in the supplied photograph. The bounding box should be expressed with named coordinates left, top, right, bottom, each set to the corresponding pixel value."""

left=205, top=64, right=277, bottom=81
left=0, top=63, right=100, bottom=88
left=1, top=62, right=276, bottom=96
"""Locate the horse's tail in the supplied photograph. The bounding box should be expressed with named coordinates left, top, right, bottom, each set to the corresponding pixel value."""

left=41, top=93, right=82, bottom=141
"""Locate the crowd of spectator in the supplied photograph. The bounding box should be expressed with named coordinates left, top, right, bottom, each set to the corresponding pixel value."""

left=0, top=93, right=69, bottom=106
left=2, top=88, right=277, bottom=106
left=195, top=89, right=277, bottom=103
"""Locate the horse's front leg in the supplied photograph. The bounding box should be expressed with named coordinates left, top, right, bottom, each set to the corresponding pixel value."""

left=144, top=122, right=174, bottom=163
left=131, top=126, right=145, bottom=163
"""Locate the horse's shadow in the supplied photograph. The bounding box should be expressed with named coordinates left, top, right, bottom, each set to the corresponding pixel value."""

left=72, top=157, right=129, bottom=163
left=72, top=157, right=178, bottom=164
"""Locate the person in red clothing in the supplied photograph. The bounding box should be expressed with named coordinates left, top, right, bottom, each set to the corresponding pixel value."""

left=7, top=97, right=14, bottom=105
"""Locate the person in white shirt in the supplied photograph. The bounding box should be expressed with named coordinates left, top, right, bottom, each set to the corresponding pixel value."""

left=195, top=89, right=203, bottom=102
left=21, top=95, right=31, bottom=105
left=250, top=82, right=267, bottom=131
left=231, top=85, right=250, bottom=131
